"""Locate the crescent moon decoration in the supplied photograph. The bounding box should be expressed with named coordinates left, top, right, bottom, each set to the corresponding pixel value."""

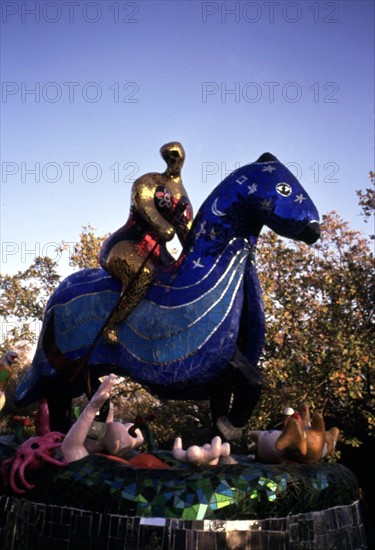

left=211, top=197, right=226, bottom=217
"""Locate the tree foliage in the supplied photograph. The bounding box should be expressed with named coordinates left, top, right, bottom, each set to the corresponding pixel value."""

left=356, top=171, right=375, bottom=238
left=253, top=212, right=374, bottom=451
left=58, top=224, right=107, bottom=269
left=0, top=256, right=61, bottom=427
left=0, top=255, right=60, bottom=358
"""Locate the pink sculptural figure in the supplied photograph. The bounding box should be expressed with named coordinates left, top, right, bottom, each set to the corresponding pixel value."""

left=61, top=374, right=144, bottom=463
left=61, top=374, right=230, bottom=467
left=173, top=436, right=231, bottom=466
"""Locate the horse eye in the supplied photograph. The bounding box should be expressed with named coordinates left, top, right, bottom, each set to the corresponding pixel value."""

left=31, top=443, right=39, bottom=449
left=276, top=182, right=292, bottom=197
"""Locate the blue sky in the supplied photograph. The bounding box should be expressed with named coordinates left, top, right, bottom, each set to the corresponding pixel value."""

left=1, top=0, right=374, bottom=276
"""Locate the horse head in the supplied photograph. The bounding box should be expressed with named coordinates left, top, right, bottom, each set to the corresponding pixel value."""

left=247, top=153, right=320, bottom=243
left=189, top=152, right=319, bottom=255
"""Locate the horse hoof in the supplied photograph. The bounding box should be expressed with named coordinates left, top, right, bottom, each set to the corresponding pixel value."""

left=216, top=416, right=243, bottom=441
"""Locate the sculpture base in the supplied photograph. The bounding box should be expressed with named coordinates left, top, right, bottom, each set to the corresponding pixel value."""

left=0, top=496, right=367, bottom=549
left=0, top=444, right=367, bottom=547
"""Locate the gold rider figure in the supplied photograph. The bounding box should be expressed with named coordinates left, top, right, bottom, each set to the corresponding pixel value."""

left=99, top=142, right=193, bottom=343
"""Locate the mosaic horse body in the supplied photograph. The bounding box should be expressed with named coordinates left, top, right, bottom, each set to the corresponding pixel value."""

left=15, top=153, right=320, bottom=429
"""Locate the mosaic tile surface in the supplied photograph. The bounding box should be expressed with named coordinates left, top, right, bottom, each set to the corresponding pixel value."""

left=0, top=445, right=359, bottom=520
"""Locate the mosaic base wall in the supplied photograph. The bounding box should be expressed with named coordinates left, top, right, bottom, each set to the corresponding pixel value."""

left=0, top=496, right=367, bottom=550
left=0, top=445, right=360, bottom=521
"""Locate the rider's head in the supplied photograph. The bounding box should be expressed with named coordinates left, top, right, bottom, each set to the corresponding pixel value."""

left=160, top=142, right=185, bottom=177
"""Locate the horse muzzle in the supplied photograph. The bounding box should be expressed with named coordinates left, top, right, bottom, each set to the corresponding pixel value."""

left=298, top=221, right=320, bottom=244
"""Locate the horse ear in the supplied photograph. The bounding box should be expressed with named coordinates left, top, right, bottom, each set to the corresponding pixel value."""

left=256, top=153, right=279, bottom=163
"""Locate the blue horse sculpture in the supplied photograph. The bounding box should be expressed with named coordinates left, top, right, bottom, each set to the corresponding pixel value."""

left=15, top=153, right=320, bottom=431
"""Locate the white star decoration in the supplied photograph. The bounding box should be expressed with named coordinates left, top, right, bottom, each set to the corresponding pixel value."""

left=248, top=183, right=257, bottom=194
left=262, top=165, right=277, bottom=173
left=294, top=194, right=307, bottom=204
left=209, top=228, right=217, bottom=240
left=236, top=175, right=248, bottom=185
left=193, top=257, right=204, bottom=269
left=195, top=222, right=207, bottom=240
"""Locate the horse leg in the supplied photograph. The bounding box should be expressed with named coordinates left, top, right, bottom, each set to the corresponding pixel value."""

left=209, top=370, right=234, bottom=428
left=227, top=369, right=263, bottom=427
left=213, top=372, right=262, bottom=443
left=226, top=347, right=263, bottom=426
left=210, top=370, right=244, bottom=441
left=47, top=383, right=73, bottom=433
left=212, top=348, right=263, bottom=440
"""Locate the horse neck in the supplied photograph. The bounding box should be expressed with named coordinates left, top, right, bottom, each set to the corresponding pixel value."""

left=175, top=209, right=262, bottom=284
